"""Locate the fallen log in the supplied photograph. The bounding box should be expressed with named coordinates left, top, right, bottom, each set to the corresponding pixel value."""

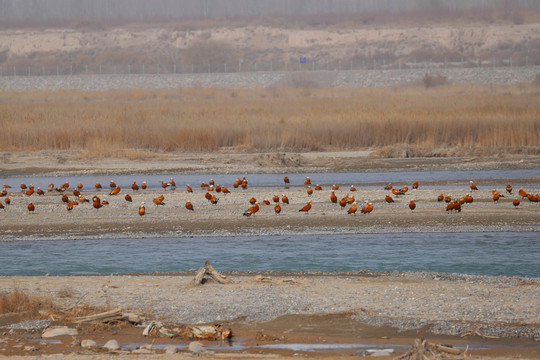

left=192, top=259, right=232, bottom=285
left=73, top=308, right=123, bottom=323
left=397, top=338, right=463, bottom=359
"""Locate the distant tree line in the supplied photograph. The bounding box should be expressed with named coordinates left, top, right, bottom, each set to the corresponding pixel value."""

left=0, top=0, right=539, bottom=25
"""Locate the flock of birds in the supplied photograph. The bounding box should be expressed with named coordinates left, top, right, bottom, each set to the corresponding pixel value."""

left=1, top=175, right=538, bottom=218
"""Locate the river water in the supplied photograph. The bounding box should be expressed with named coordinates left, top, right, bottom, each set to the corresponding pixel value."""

left=1, top=169, right=539, bottom=191
left=1, top=232, right=539, bottom=277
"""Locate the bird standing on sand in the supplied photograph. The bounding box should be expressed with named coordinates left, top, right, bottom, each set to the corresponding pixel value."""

left=470, top=180, right=478, bottom=191
left=347, top=202, right=357, bottom=215
left=138, top=202, right=145, bottom=216
left=299, top=200, right=312, bottom=213
left=409, top=199, right=416, bottom=212
left=185, top=201, right=194, bottom=211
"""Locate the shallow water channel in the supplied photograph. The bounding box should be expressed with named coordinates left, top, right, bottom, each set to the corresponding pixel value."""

left=1, top=232, right=539, bottom=277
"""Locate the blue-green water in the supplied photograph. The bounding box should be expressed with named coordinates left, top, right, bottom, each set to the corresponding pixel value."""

left=1, top=232, right=539, bottom=277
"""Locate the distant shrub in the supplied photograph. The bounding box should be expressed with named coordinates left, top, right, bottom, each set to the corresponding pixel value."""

left=422, top=73, right=448, bottom=88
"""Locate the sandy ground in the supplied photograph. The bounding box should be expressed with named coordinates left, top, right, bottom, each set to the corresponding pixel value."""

left=1, top=151, right=540, bottom=359
left=1, top=22, right=539, bottom=64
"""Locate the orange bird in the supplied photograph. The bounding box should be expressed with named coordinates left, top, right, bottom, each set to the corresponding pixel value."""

left=66, top=199, right=78, bottom=211
left=385, top=195, right=394, bottom=203
left=247, top=202, right=260, bottom=215
left=20, top=183, right=27, bottom=190
left=361, top=201, right=373, bottom=214
left=391, top=187, right=401, bottom=196
left=73, top=189, right=80, bottom=197
left=249, top=197, right=257, bottom=205
left=307, top=186, right=313, bottom=196
left=412, top=181, right=419, bottom=189
left=27, top=202, right=35, bottom=213
left=186, top=184, right=193, bottom=193
left=332, top=184, right=339, bottom=190
left=492, top=190, right=502, bottom=202
left=409, top=199, right=416, bottom=212
left=469, top=180, right=478, bottom=191
left=458, top=196, right=465, bottom=205
left=185, top=201, right=194, bottom=211
left=518, top=188, right=528, bottom=198
left=315, top=184, right=322, bottom=191
left=169, top=178, right=176, bottom=187
left=262, top=198, right=271, bottom=205
left=109, top=180, right=116, bottom=188
left=207, top=186, right=214, bottom=192
left=437, top=193, right=444, bottom=202
left=4, top=197, right=10, bottom=205
left=95, top=183, right=102, bottom=190
left=48, top=184, right=54, bottom=192
left=304, top=177, right=311, bottom=185
left=205, top=192, right=213, bottom=202
left=347, top=202, right=357, bottom=215
left=110, top=186, right=121, bottom=196
left=158, top=194, right=165, bottom=202
left=215, top=184, right=222, bottom=193
left=139, top=202, right=145, bottom=216
left=160, top=181, right=170, bottom=189
left=209, top=179, right=215, bottom=186
left=36, top=188, right=45, bottom=196
left=464, top=193, right=474, bottom=203
left=454, top=201, right=462, bottom=213
left=273, top=194, right=280, bottom=203
left=284, top=176, right=290, bottom=184
left=102, top=200, right=109, bottom=205
left=131, top=181, right=139, bottom=191
left=78, top=195, right=89, bottom=203
left=241, top=178, right=248, bottom=189
left=349, top=185, right=356, bottom=192
left=446, top=200, right=455, bottom=213
left=339, top=197, right=347, bottom=209
left=384, top=183, right=392, bottom=190
left=512, top=199, right=520, bottom=208
left=299, top=200, right=312, bottom=213
left=141, top=181, right=147, bottom=190
left=125, top=194, right=132, bottom=202
left=153, top=197, right=165, bottom=206
left=25, top=185, right=34, bottom=196
left=0, top=202, right=4, bottom=210
left=62, top=194, right=69, bottom=203
left=347, top=195, right=355, bottom=204
left=63, top=182, right=70, bottom=189
left=202, top=181, right=209, bottom=188
left=400, top=186, right=409, bottom=193
left=330, top=190, right=337, bottom=204
left=233, top=178, right=241, bottom=188
left=76, top=182, right=82, bottom=190
left=506, top=182, right=512, bottom=194
left=274, top=203, right=281, bottom=215
left=281, top=194, right=289, bottom=204
left=221, top=186, right=230, bottom=194
left=444, top=194, right=452, bottom=203
left=93, top=199, right=102, bottom=209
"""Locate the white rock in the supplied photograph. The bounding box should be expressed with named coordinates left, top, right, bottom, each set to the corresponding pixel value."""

left=164, top=345, right=178, bottom=354
left=188, top=341, right=206, bottom=355
left=81, top=339, right=97, bottom=348
left=42, top=327, right=78, bottom=338
left=103, top=339, right=120, bottom=351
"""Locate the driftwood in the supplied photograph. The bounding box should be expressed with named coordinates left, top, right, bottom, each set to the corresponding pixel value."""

left=192, top=259, right=232, bottom=285
left=73, top=308, right=123, bottom=323
left=73, top=308, right=143, bottom=324
left=397, top=338, right=464, bottom=360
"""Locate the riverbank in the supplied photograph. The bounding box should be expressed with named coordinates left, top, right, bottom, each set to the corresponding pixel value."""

left=1, top=271, right=539, bottom=359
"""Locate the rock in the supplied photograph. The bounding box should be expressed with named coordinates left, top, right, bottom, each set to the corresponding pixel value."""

left=103, top=339, right=120, bottom=351
left=24, top=345, right=38, bottom=352
left=132, top=348, right=153, bottom=354
left=370, top=349, right=394, bottom=357
left=42, top=327, right=79, bottom=338
left=188, top=341, right=206, bottom=355
left=164, top=345, right=178, bottom=354
left=81, top=339, right=97, bottom=348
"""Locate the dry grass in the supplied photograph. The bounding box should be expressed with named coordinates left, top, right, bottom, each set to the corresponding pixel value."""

left=0, top=84, right=539, bottom=158
left=0, top=288, right=58, bottom=318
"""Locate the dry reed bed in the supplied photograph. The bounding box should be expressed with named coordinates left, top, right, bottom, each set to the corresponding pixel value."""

left=0, top=85, right=539, bottom=157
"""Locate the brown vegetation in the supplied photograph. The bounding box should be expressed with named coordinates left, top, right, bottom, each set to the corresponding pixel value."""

left=0, top=84, right=538, bottom=157
left=0, top=289, right=58, bottom=318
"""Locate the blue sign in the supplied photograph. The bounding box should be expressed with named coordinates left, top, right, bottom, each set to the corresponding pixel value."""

left=300, top=57, right=307, bottom=63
